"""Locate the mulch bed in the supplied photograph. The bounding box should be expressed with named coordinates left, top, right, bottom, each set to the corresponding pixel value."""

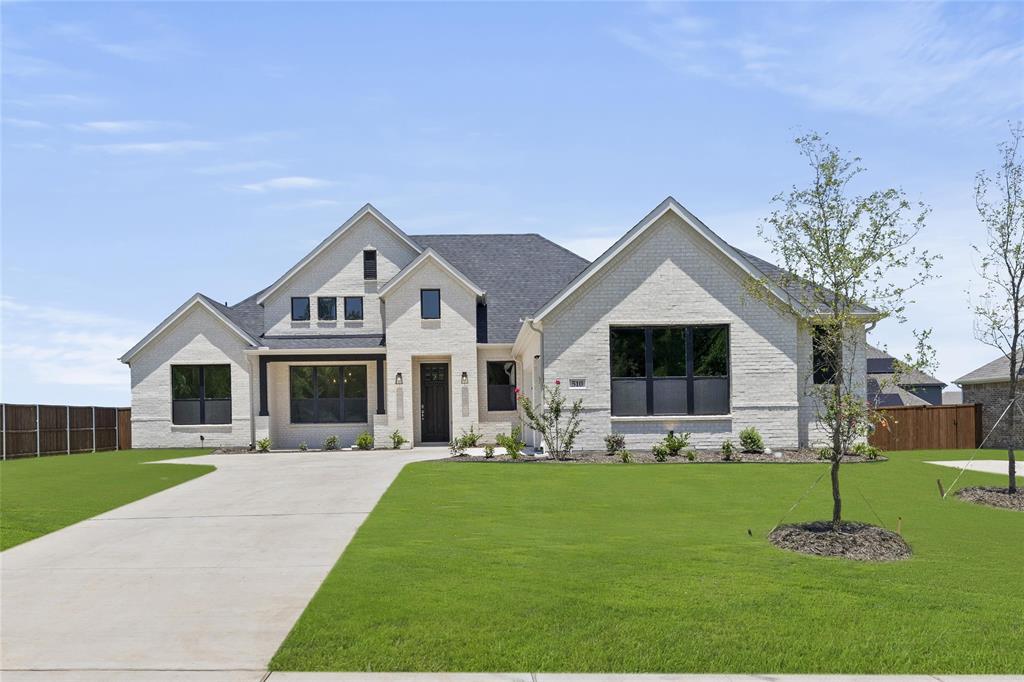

left=955, top=486, right=1024, bottom=512
left=445, top=449, right=885, bottom=464
left=769, top=521, right=912, bottom=561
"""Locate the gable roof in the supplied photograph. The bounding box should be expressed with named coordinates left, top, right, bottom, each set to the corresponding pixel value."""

left=377, top=248, right=486, bottom=300
left=955, top=354, right=1024, bottom=385
left=865, top=344, right=945, bottom=387
left=255, top=203, right=421, bottom=305
left=119, top=293, right=261, bottom=364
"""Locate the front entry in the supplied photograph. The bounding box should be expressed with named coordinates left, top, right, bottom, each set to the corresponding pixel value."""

left=420, top=363, right=450, bottom=443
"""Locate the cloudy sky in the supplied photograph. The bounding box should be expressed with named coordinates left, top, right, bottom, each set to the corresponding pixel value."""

left=2, top=1, right=1022, bottom=405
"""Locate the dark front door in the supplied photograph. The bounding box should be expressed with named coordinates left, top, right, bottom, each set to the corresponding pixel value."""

left=420, top=363, right=450, bottom=443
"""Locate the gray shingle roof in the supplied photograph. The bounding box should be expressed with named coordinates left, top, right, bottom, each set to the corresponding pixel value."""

left=867, top=375, right=931, bottom=407
left=734, top=249, right=878, bottom=316
left=955, top=355, right=1024, bottom=385
left=261, top=335, right=384, bottom=350
left=864, top=345, right=945, bottom=387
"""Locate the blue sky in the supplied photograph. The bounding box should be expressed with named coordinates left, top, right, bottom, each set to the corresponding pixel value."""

left=2, top=1, right=1022, bottom=405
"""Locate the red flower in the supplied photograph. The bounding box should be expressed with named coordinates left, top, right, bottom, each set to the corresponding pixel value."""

left=555, top=379, right=561, bottom=385
left=514, top=386, right=520, bottom=394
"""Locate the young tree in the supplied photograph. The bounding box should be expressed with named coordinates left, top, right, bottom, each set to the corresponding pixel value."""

left=971, top=123, right=1024, bottom=494
left=518, top=381, right=583, bottom=461
left=753, top=132, right=939, bottom=531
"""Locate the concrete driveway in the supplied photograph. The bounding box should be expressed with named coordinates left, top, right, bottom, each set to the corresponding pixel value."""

left=926, top=459, right=1022, bottom=477
left=1, top=449, right=447, bottom=679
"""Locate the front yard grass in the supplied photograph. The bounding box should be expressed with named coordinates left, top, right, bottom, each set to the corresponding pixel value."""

left=0, top=448, right=214, bottom=550
left=272, top=449, right=1022, bottom=674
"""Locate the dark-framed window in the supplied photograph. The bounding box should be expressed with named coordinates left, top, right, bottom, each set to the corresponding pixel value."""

left=486, top=361, right=516, bottom=411
left=344, top=296, right=364, bottom=321
left=317, top=296, right=337, bottom=321
left=812, top=325, right=839, bottom=385
left=421, top=289, right=441, bottom=319
left=363, top=249, right=377, bottom=280
left=290, top=365, right=367, bottom=424
left=291, top=297, right=310, bottom=321
left=171, top=364, right=231, bottom=425
left=610, top=325, right=729, bottom=417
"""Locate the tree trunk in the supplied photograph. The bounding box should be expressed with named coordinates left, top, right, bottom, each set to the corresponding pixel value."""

left=1009, top=373, right=1018, bottom=494
left=830, top=457, right=842, bottom=530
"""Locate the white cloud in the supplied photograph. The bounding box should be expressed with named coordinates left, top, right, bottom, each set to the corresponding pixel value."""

left=77, top=140, right=215, bottom=155
left=69, top=120, right=177, bottom=134
left=193, top=160, right=283, bottom=175
left=241, top=176, right=333, bottom=192
left=50, top=21, right=196, bottom=63
left=3, top=117, right=50, bottom=129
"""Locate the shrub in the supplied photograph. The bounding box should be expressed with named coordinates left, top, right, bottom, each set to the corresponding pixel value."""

left=390, top=430, right=408, bottom=449
left=519, top=382, right=584, bottom=460
left=355, top=431, right=374, bottom=450
left=483, top=444, right=495, bottom=459
left=817, top=446, right=832, bottom=460
left=619, top=449, right=633, bottom=463
left=739, top=427, right=764, bottom=453
left=604, top=433, right=626, bottom=455
left=322, top=435, right=339, bottom=451
left=449, top=438, right=468, bottom=457
left=852, top=442, right=882, bottom=460
left=256, top=437, right=271, bottom=453
left=662, top=430, right=690, bottom=456
left=721, top=439, right=735, bottom=461
left=686, top=449, right=697, bottom=462
left=460, top=425, right=482, bottom=447
left=652, top=443, right=669, bottom=462
left=298, top=441, right=308, bottom=452
left=496, top=426, right=525, bottom=460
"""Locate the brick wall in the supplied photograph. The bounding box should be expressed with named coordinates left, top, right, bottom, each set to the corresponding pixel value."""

left=964, top=382, right=1024, bottom=448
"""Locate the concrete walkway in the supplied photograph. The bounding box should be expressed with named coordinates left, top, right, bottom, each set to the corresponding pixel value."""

left=926, top=459, right=1022, bottom=477
left=1, top=448, right=448, bottom=679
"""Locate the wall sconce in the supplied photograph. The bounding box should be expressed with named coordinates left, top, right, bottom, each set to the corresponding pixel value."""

left=461, top=371, right=469, bottom=385
left=395, top=372, right=403, bottom=385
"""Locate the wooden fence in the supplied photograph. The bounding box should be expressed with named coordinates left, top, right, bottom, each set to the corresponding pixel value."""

left=1, top=404, right=131, bottom=459
left=869, top=403, right=982, bottom=451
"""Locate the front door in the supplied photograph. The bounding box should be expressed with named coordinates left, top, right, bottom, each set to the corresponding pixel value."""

left=420, top=363, right=450, bottom=443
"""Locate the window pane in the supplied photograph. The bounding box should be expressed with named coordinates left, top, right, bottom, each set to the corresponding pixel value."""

left=204, top=365, right=231, bottom=400
left=343, top=366, right=367, bottom=398
left=316, top=399, right=342, bottom=423
left=342, top=398, right=367, bottom=423
left=421, top=289, right=441, bottom=319
left=693, top=326, right=728, bottom=376
left=653, top=378, right=687, bottom=414
left=610, top=328, right=646, bottom=378
left=171, top=366, right=200, bottom=399
left=611, top=379, right=647, bottom=416
left=653, top=328, right=685, bottom=377
left=290, top=366, right=314, bottom=400
left=317, top=366, right=341, bottom=399
left=318, top=297, right=337, bottom=320
left=291, top=297, right=310, bottom=321
left=344, top=297, right=364, bottom=320
left=204, top=399, right=232, bottom=424
left=813, top=326, right=838, bottom=384
left=693, top=378, right=729, bottom=415
left=172, top=400, right=200, bottom=424
left=291, top=399, right=316, bottom=423
left=486, top=361, right=514, bottom=386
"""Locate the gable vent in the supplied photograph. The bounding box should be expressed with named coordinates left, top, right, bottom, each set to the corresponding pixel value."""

left=363, top=249, right=377, bottom=280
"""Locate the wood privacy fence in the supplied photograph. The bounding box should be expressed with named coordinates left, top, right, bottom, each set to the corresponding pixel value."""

left=1, top=404, right=131, bottom=459
left=869, top=403, right=982, bottom=451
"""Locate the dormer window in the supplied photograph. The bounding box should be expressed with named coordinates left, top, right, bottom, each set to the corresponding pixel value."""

left=317, top=296, right=337, bottom=321
left=363, top=250, right=377, bottom=280
left=291, top=297, right=310, bottom=321
left=421, top=289, right=441, bottom=319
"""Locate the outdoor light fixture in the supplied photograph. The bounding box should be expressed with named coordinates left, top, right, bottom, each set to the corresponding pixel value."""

left=395, top=372, right=403, bottom=385
left=461, top=371, right=468, bottom=384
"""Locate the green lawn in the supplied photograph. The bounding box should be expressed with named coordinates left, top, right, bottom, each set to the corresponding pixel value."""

left=0, top=448, right=214, bottom=550
left=272, top=449, right=1022, bottom=674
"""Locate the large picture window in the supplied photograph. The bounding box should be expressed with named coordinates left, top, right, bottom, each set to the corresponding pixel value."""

left=486, top=361, right=516, bottom=411
left=610, top=325, right=729, bottom=417
left=171, top=365, right=231, bottom=425
left=290, top=365, right=368, bottom=424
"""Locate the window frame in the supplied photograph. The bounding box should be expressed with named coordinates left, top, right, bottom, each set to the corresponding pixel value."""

left=363, top=249, right=377, bottom=280
left=485, top=360, right=517, bottom=412
left=291, top=296, right=310, bottom=321
left=420, top=288, right=441, bottom=319
left=171, top=364, right=231, bottom=425
left=289, top=364, right=368, bottom=424
left=344, top=296, right=364, bottom=321
left=610, top=324, right=730, bottom=417
left=317, top=296, right=337, bottom=321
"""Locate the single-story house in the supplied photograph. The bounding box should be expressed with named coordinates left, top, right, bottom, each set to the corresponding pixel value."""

left=120, top=197, right=871, bottom=452
left=866, top=344, right=947, bottom=406
left=955, top=355, right=1023, bottom=448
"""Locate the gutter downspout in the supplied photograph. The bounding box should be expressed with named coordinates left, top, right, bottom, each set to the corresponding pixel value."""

left=527, top=318, right=543, bottom=451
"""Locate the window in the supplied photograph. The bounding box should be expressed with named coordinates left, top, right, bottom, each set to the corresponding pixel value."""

left=363, top=249, right=377, bottom=280
left=486, top=361, right=516, bottom=411
left=344, top=296, right=364, bottom=321
left=291, top=297, right=310, bottom=321
left=171, top=365, right=231, bottom=425
left=317, top=296, right=337, bottom=321
left=421, top=289, right=441, bottom=319
left=812, top=325, right=839, bottom=385
left=610, top=325, right=730, bottom=417
left=290, top=365, right=368, bottom=424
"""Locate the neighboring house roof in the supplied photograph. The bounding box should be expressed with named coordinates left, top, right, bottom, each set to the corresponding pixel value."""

left=864, top=344, right=945, bottom=407
left=867, top=375, right=930, bottom=407
left=377, top=248, right=486, bottom=300
left=955, top=354, right=1024, bottom=385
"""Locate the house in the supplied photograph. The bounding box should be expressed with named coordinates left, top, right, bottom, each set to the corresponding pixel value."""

left=866, top=344, right=947, bottom=406
left=955, top=355, right=1024, bottom=448
left=120, top=197, right=871, bottom=452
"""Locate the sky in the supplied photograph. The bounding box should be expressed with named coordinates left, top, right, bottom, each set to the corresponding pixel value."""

left=2, top=1, right=1023, bottom=406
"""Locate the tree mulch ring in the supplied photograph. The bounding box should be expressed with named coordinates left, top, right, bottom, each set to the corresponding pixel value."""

left=768, top=521, right=912, bottom=561
left=955, top=486, right=1024, bottom=512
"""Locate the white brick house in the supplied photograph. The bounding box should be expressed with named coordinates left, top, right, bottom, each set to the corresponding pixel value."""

left=120, top=198, right=869, bottom=451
